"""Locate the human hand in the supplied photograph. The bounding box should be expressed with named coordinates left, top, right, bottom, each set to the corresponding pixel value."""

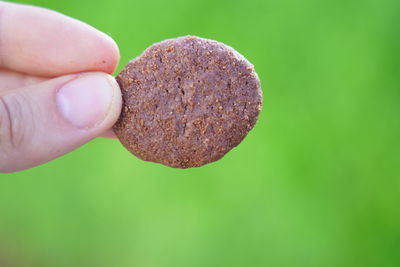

left=0, top=2, right=122, bottom=173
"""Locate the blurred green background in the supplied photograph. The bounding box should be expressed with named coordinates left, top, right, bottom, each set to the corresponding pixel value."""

left=1, top=0, right=399, bottom=266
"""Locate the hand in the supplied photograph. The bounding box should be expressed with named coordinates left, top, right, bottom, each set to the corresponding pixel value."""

left=0, top=2, right=122, bottom=173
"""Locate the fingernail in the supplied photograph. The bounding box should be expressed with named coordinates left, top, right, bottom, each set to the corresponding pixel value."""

left=56, top=73, right=117, bottom=129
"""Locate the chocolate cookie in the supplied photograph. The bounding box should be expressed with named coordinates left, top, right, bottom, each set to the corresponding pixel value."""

left=113, top=36, right=262, bottom=168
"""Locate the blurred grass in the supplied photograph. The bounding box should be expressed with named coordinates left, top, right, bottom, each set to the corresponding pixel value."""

left=1, top=0, right=399, bottom=266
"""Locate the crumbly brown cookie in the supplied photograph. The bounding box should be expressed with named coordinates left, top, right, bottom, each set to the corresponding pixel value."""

left=113, top=36, right=262, bottom=168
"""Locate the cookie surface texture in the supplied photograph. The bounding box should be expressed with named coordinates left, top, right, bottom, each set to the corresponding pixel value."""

left=113, top=36, right=262, bottom=168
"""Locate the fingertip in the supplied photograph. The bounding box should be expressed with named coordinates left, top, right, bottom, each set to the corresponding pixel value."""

left=0, top=2, right=121, bottom=76
left=56, top=72, right=122, bottom=129
left=99, top=34, right=120, bottom=74
left=101, top=73, right=123, bottom=128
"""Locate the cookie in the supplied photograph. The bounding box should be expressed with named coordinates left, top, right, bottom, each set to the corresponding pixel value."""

left=113, top=36, right=262, bottom=168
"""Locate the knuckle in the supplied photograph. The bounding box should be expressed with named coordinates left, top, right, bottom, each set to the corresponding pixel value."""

left=0, top=93, right=33, bottom=153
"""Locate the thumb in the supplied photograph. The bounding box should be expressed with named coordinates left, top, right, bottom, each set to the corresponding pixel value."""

left=0, top=72, right=122, bottom=173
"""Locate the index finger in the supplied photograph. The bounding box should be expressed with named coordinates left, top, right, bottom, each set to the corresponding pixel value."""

left=0, top=2, right=120, bottom=77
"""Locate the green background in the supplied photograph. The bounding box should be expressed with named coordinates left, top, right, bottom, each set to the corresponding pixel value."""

left=1, top=0, right=399, bottom=266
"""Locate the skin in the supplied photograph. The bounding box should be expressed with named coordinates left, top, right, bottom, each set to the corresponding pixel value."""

left=0, top=2, right=122, bottom=173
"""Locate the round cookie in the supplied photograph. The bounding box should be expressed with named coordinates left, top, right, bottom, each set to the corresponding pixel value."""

left=113, top=36, right=262, bottom=168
